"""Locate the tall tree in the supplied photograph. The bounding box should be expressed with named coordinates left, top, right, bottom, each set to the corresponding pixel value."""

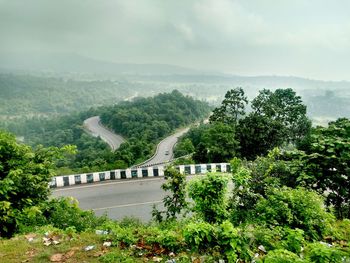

left=251, top=88, right=311, bottom=143
left=209, top=87, right=248, bottom=126
left=281, top=118, right=350, bottom=219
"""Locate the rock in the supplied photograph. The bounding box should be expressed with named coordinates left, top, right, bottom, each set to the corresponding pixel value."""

left=50, top=253, right=64, bottom=262
left=84, top=245, right=95, bottom=251
left=258, top=245, right=267, bottom=253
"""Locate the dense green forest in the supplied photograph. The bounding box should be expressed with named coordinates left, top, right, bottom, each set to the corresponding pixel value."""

left=0, top=74, right=134, bottom=117
left=1, top=91, right=210, bottom=173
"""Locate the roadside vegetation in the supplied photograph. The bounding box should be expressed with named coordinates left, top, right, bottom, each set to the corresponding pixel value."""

left=1, top=87, right=350, bottom=262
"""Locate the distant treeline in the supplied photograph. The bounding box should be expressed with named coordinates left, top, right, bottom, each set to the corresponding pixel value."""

left=0, top=74, right=133, bottom=116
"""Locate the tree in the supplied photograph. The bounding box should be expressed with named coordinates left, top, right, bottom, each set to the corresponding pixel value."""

left=209, top=87, right=248, bottom=126
left=152, top=167, right=187, bottom=222
left=251, top=88, right=311, bottom=143
left=282, top=118, right=350, bottom=219
left=0, top=130, right=73, bottom=237
left=192, top=123, right=239, bottom=163
left=174, top=138, right=195, bottom=157
left=236, top=113, right=286, bottom=160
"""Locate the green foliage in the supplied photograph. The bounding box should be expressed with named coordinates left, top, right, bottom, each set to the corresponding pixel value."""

left=183, top=221, right=216, bottom=251
left=287, top=118, right=350, bottom=219
left=305, top=242, right=347, bottom=263
left=187, top=173, right=230, bottom=223
left=174, top=138, right=195, bottom=158
left=153, top=167, right=188, bottom=222
left=0, top=73, right=132, bottom=117
left=102, top=221, right=137, bottom=247
left=100, top=251, right=135, bottom=263
left=237, top=113, right=286, bottom=160
left=262, top=249, right=305, bottom=263
left=179, top=87, right=311, bottom=162
left=18, top=197, right=107, bottom=233
left=251, top=88, right=311, bottom=143
left=0, top=130, right=68, bottom=237
left=209, top=87, right=248, bottom=125
left=185, top=122, right=239, bottom=163
left=254, top=187, right=334, bottom=240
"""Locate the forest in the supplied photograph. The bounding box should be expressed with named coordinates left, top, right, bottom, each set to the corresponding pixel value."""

left=1, top=90, right=210, bottom=174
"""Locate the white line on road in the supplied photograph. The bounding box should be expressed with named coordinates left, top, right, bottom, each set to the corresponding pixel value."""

left=52, top=177, right=164, bottom=192
left=92, top=200, right=162, bottom=211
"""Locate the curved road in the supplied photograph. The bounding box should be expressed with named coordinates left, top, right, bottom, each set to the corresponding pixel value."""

left=84, top=116, right=125, bottom=151
left=135, top=127, right=189, bottom=167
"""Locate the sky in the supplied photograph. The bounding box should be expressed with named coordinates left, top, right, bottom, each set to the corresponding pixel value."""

left=1, top=0, right=350, bottom=80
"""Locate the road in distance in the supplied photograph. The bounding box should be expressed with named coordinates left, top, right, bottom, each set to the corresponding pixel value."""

left=84, top=116, right=125, bottom=151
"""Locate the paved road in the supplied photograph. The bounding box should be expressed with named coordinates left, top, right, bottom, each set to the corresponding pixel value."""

left=52, top=177, right=166, bottom=221
left=84, top=116, right=125, bottom=151
left=136, top=127, right=189, bottom=167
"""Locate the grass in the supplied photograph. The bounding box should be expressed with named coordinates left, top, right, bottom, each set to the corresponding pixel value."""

left=0, top=231, right=133, bottom=263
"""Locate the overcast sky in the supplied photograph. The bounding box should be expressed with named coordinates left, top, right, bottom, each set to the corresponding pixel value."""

left=1, top=0, right=350, bottom=80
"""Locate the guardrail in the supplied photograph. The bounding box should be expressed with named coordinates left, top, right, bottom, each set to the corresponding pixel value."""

left=50, top=163, right=231, bottom=188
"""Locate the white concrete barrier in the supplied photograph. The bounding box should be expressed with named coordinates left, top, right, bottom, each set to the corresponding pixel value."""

left=50, top=163, right=231, bottom=188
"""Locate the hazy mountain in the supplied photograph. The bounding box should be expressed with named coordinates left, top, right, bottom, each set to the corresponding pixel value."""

left=0, top=52, right=205, bottom=76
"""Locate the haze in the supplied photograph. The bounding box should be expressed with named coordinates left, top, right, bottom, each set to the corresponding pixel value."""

left=1, top=0, right=350, bottom=81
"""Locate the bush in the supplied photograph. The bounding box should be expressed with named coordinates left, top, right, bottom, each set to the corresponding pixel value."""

left=183, top=221, right=216, bottom=251
left=254, top=187, right=334, bottom=240
left=18, top=197, right=107, bottom=233
left=0, top=130, right=74, bottom=237
left=187, top=173, right=230, bottom=223
left=305, top=242, right=348, bottom=263
left=262, top=249, right=305, bottom=263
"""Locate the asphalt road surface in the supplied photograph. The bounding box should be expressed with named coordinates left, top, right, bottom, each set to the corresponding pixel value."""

left=84, top=116, right=125, bottom=151
left=52, top=177, right=166, bottom=221
left=137, top=127, right=189, bottom=167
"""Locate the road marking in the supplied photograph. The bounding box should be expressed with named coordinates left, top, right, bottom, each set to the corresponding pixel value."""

left=52, top=177, right=164, bottom=192
left=92, top=200, right=162, bottom=211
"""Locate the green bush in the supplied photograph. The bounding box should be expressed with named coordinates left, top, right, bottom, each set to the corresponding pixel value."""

left=183, top=221, right=216, bottom=251
left=305, top=242, right=347, bottom=263
left=262, top=249, right=305, bottom=263
left=187, top=173, right=230, bottom=223
left=18, top=197, right=107, bottom=233
left=254, top=187, right=334, bottom=240
left=102, top=222, right=137, bottom=247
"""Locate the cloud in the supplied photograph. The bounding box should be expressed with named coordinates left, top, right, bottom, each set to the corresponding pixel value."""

left=0, top=0, right=349, bottom=80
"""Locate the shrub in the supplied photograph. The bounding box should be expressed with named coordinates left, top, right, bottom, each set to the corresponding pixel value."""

left=305, top=242, right=348, bottom=263
left=0, top=130, right=74, bottom=237
left=187, top=173, right=230, bottom=223
left=254, top=187, right=334, bottom=240
left=183, top=221, right=216, bottom=251
left=262, top=249, right=305, bottom=263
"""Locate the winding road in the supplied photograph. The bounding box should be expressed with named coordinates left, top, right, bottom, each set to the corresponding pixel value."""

left=135, top=127, right=189, bottom=167
left=84, top=115, right=189, bottom=167
left=84, top=116, right=125, bottom=151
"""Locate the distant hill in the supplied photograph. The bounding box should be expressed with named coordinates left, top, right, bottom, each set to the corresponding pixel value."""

left=0, top=52, right=203, bottom=76
left=1, top=53, right=350, bottom=123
